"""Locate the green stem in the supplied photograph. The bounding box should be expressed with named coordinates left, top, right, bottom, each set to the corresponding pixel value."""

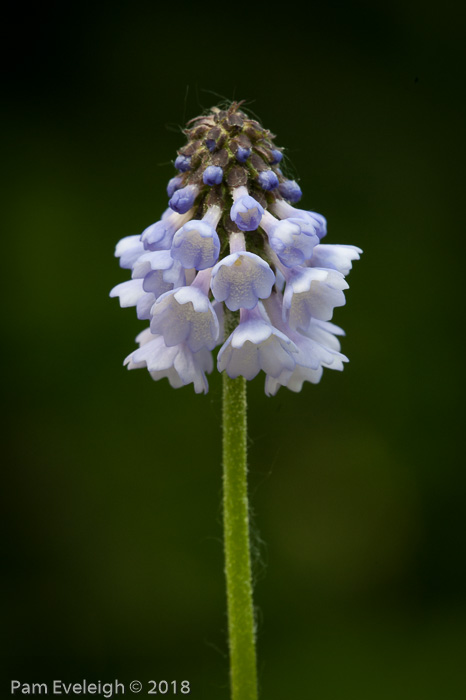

left=222, top=330, right=258, bottom=700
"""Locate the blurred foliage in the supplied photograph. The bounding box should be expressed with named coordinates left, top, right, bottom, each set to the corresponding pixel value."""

left=2, top=1, right=466, bottom=698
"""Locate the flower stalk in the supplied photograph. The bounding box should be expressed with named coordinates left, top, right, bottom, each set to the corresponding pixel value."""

left=222, top=312, right=258, bottom=700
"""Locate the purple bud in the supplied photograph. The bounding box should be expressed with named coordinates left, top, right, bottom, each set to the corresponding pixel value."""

left=166, top=175, right=183, bottom=198
left=279, top=180, right=302, bottom=203
left=230, top=195, right=264, bottom=232
left=258, top=170, right=279, bottom=191
left=174, top=155, right=191, bottom=172
left=236, top=146, right=251, bottom=163
left=203, top=165, right=224, bottom=186
left=205, top=139, right=216, bottom=152
left=270, top=149, right=283, bottom=164
left=169, top=185, right=198, bottom=214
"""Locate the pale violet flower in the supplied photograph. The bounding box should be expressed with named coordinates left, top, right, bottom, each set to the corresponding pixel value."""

left=133, top=250, right=185, bottom=298
left=141, top=209, right=194, bottom=251
left=171, top=205, right=221, bottom=270
left=149, top=270, right=220, bottom=353
left=271, top=200, right=328, bottom=240
left=230, top=187, right=264, bottom=232
left=217, top=306, right=297, bottom=381
left=110, top=102, right=362, bottom=393
left=260, top=211, right=319, bottom=268
left=263, top=295, right=349, bottom=395
left=125, top=328, right=212, bottom=394
left=282, top=267, right=349, bottom=330
left=211, top=237, right=275, bottom=311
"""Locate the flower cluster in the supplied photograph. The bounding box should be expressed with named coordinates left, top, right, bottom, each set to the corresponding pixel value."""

left=111, top=102, right=361, bottom=394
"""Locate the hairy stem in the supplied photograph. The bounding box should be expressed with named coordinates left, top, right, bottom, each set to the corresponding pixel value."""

left=222, top=321, right=258, bottom=700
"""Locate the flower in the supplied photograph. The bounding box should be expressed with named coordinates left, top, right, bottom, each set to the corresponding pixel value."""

left=262, top=295, right=349, bottom=395
left=125, top=328, right=212, bottom=394
left=133, top=250, right=185, bottom=297
left=111, top=101, right=362, bottom=393
left=141, top=209, right=193, bottom=251
left=211, top=251, right=275, bottom=312
left=271, top=200, right=328, bottom=240
left=217, top=306, right=297, bottom=381
left=171, top=206, right=222, bottom=270
left=282, top=267, right=349, bottom=330
left=150, top=285, right=219, bottom=353
left=260, top=211, right=319, bottom=268
left=230, top=187, right=264, bottom=231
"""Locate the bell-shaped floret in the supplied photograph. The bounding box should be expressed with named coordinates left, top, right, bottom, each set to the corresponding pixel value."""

left=211, top=252, right=275, bottom=311
left=131, top=249, right=185, bottom=299
left=265, top=330, right=348, bottom=394
left=261, top=212, right=319, bottom=267
left=171, top=205, right=222, bottom=271
left=141, top=209, right=194, bottom=251
left=150, top=284, right=219, bottom=352
left=230, top=187, right=264, bottom=231
left=218, top=307, right=297, bottom=380
left=171, top=220, right=220, bottom=270
left=283, top=267, right=349, bottom=331
left=125, top=328, right=212, bottom=394
left=271, top=200, right=327, bottom=240
left=263, top=299, right=349, bottom=395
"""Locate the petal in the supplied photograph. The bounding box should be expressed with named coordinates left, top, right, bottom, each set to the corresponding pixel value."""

left=136, top=292, right=156, bottom=320
left=310, top=244, right=362, bottom=275
left=211, top=252, right=275, bottom=311
left=110, top=279, right=145, bottom=307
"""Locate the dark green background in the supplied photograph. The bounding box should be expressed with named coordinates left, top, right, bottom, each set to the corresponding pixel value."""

left=3, top=2, right=465, bottom=698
